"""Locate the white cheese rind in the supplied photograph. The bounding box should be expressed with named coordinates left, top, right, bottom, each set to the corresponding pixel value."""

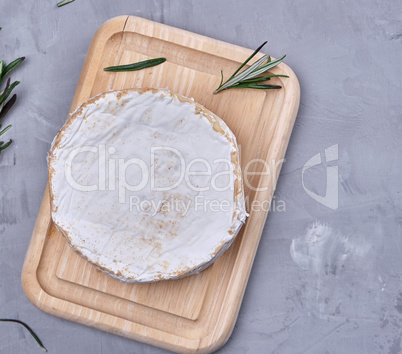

left=48, top=88, right=246, bottom=282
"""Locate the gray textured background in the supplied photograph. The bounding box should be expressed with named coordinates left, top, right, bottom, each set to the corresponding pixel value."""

left=1, top=0, right=401, bottom=353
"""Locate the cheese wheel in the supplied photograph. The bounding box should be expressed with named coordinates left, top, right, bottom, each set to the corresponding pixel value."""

left=48, top=88, right=246, bottom=282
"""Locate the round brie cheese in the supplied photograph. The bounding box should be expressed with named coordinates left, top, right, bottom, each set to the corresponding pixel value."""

left=48, top=88, right=246, bottom=282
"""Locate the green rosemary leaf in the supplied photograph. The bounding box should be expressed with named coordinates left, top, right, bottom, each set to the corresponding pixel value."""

left=0, top=319, right=47, bottom=351
left=3, top=57, right=25, bottom=78
left=0, top=60, right=4, bottom=77
left=239, top=74, right=289, bottom=84
left=227, top=41, right=267, bottom=81
left=249, top=55, right=286, bottom=77
left=0, top=94, right=17, bottom=120
left=216, top=54, right=268, bottom=92
left=0, top=139, right=12, bottom=150
left=0, top=78, right=11, bottom=100
left=0, top=80, right=19, bottom=106
left=0, top=124, right=12, bottom=136
left=228, top=83, right=282, bottom=90
left=57, top=0, right=75, bottom=7
left=0, top=57, right=25, bottom=85
left=219, top=70, right=224, bottom=86
left=104, top=58, right=166, bottom=72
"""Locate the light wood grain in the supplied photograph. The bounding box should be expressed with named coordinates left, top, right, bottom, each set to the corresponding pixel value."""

left=22, top=15, right=300, bottom=353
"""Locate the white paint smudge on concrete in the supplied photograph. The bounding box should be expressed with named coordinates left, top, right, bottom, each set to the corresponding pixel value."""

left=290, top=222, right=350, bottom=275
left=289, top=221, right=394, bottom=322
left=290, top=221, right=377, bottom=277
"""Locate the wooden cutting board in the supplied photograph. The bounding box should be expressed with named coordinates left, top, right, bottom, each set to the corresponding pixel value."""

left=22, top=16, right=300, bottom=353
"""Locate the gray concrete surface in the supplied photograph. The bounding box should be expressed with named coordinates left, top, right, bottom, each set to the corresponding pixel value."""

left=1, top=0, right=401, bottom=353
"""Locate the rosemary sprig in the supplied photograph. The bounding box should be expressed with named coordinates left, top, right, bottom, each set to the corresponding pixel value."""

left=0, top=319, right=47, bottom=352
left=0, top=30, right=43, bottom=354
left=104, top=58, right=166, bottom=72
left=57, top=0, right=75, bottom=7
left=0, top=54, right=24, bottom=153
left=213, top=42, right=288, bottom=94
